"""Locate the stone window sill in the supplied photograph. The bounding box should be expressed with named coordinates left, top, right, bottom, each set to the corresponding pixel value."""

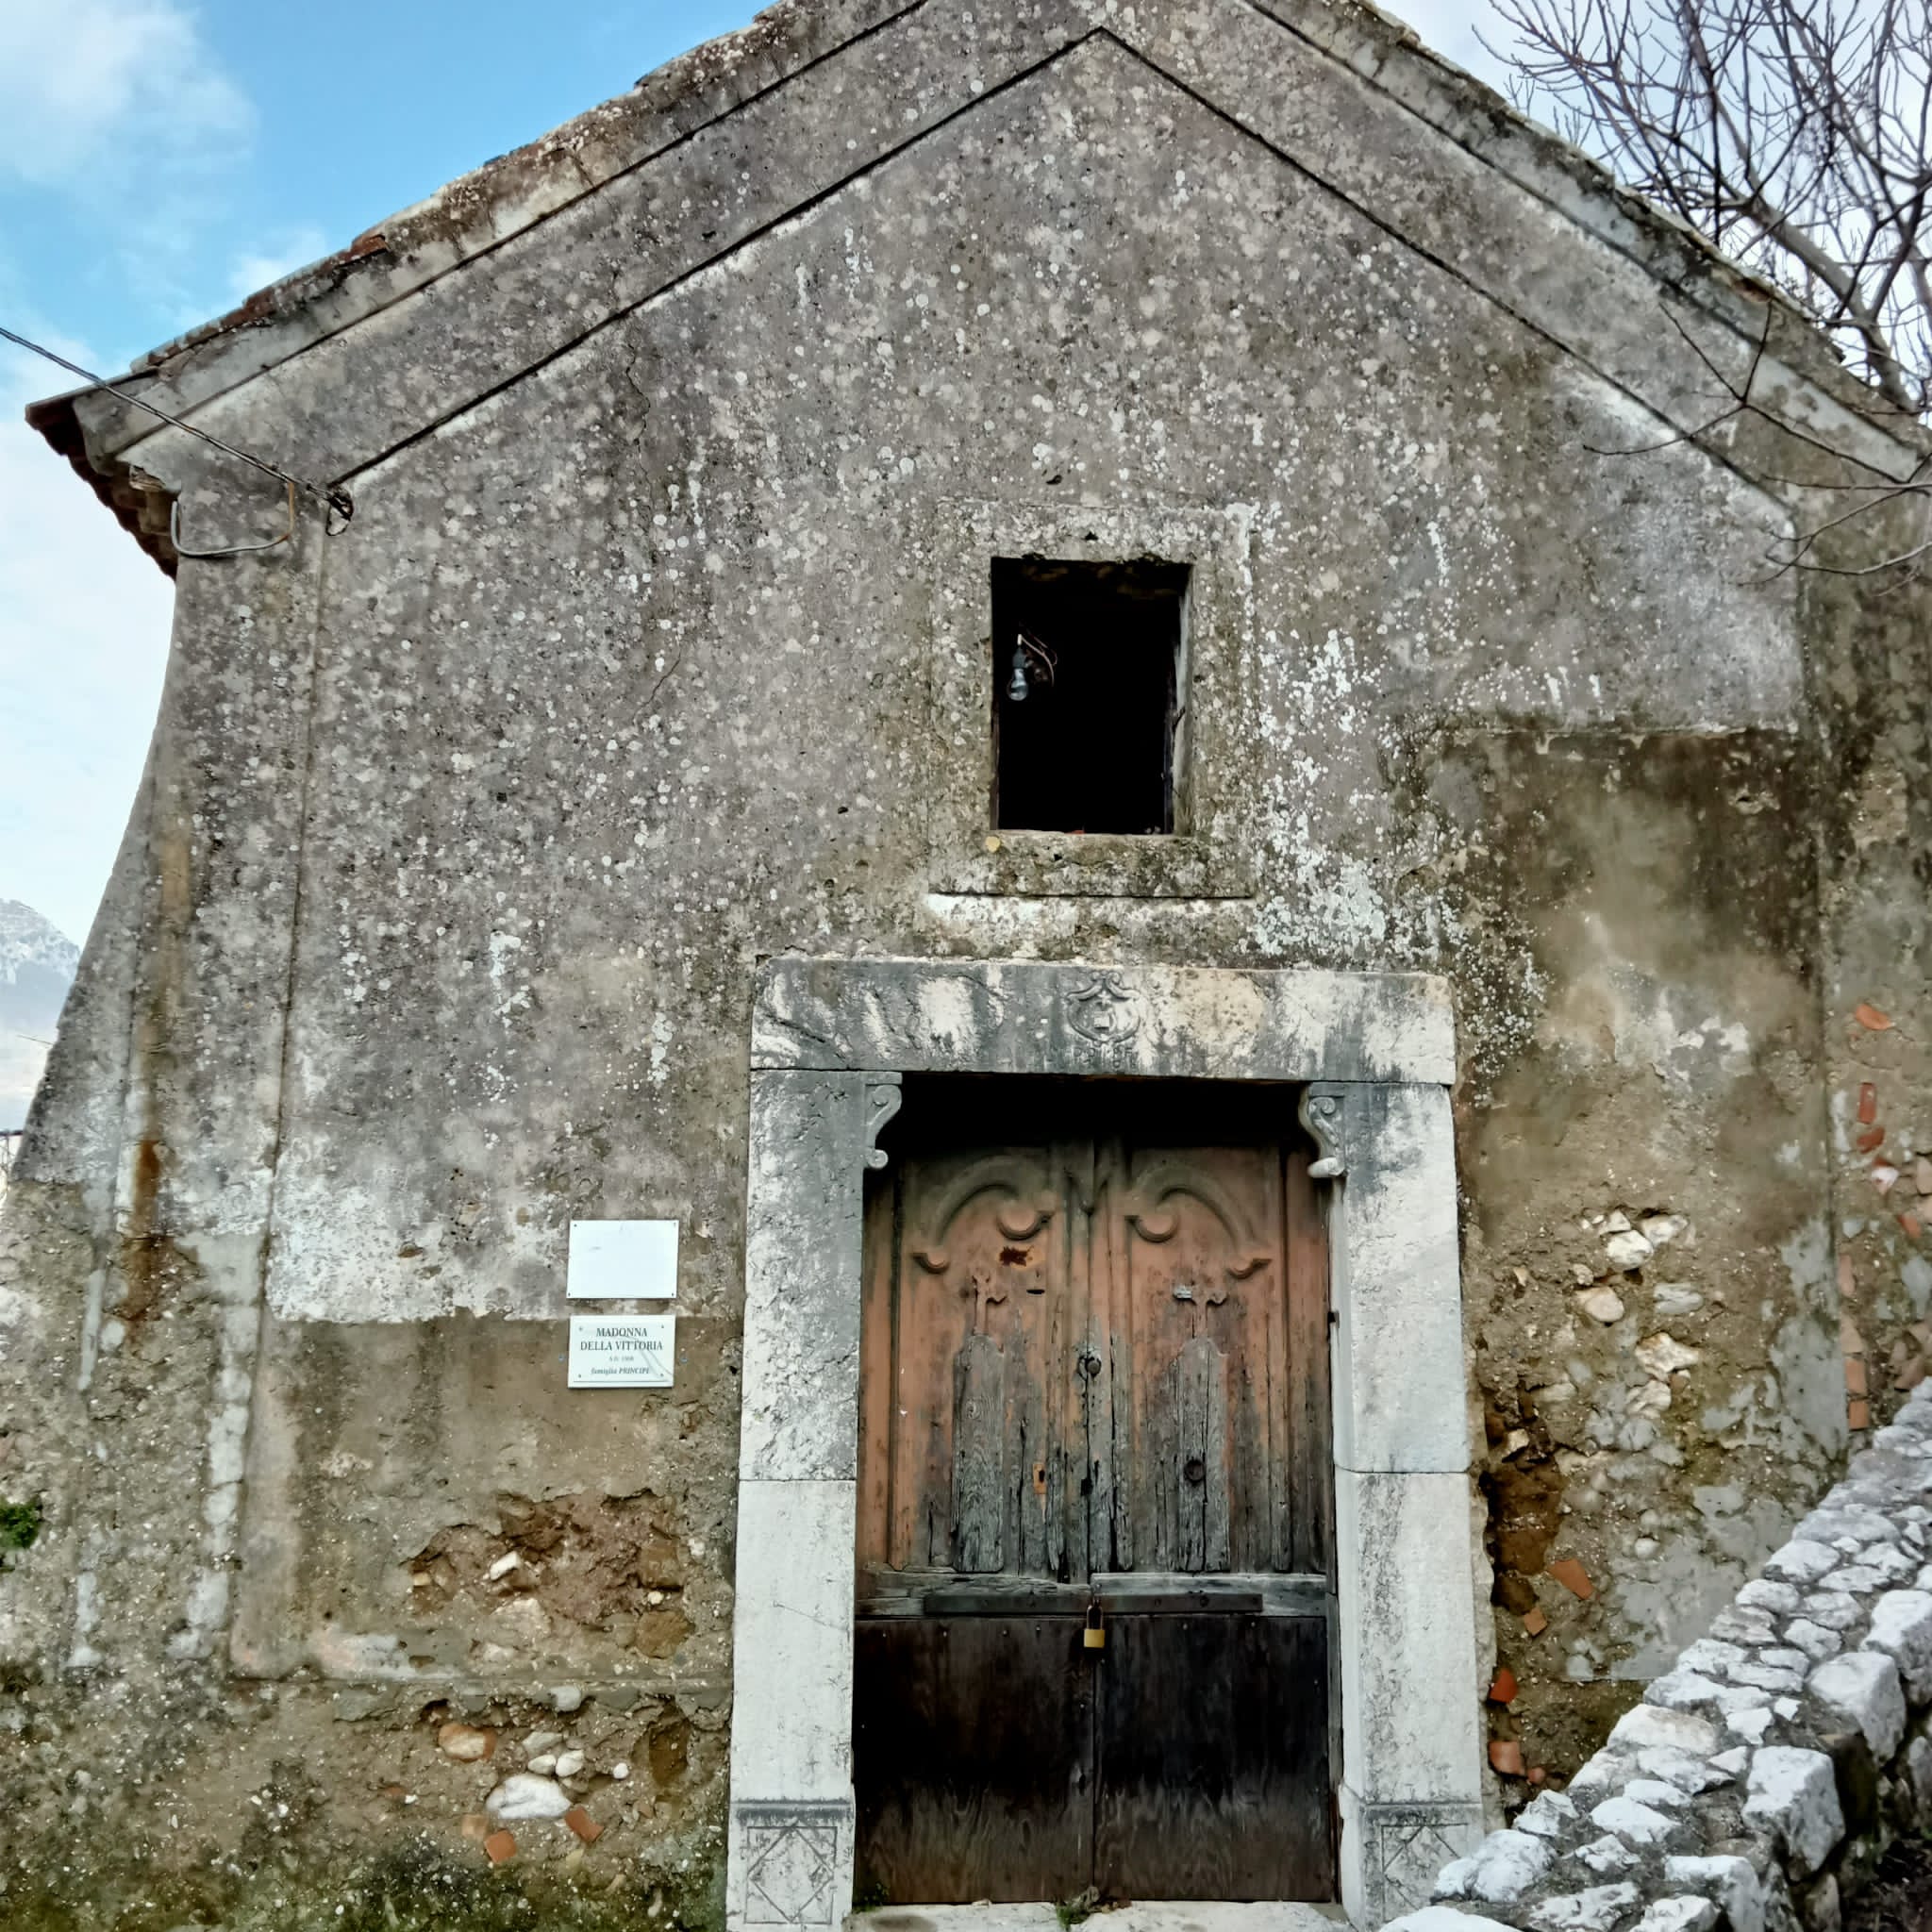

left=934, top=831, right=1255, bottom=899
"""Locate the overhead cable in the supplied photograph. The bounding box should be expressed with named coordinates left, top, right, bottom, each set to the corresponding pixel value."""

left=1, top=323, right=353, bottom=526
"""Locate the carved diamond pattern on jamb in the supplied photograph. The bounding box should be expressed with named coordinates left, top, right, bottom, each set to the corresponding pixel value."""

left=741, top=1808, right=841, bottom=1927
left=1371, top=1805, right=1482, bottom=1914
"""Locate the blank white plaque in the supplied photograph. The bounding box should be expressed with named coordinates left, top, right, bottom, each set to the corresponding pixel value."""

left=567, top=1219, right=679, bottom=1299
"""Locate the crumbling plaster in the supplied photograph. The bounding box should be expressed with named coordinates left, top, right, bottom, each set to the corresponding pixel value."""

left=2, top=0, right=1929, bottom=1923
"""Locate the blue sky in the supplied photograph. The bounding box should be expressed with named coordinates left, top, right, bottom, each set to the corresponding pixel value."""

left=0, top=0, right=1504, bottom=948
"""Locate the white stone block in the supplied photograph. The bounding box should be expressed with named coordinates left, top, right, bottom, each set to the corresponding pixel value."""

left=1333, top=1468, right=1483, bottom=1803
left=1742, top=1746, right=1844, bottom=1876
left=728, top=1479, right=857, bottom=1802
left=739, top=1072, right=864, bottom=1482
left=1862, top=1588, right=1932, bottom=1699
left=1807, top=1650, right=1906, bottom=1758
left=1329, top=1083, right=1468, bottom=1474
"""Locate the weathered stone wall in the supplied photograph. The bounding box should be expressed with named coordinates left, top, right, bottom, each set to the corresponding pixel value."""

left=1386, top=1377, right=1932, bottom=1932
left=3, top=0, right=1931, bottom=1923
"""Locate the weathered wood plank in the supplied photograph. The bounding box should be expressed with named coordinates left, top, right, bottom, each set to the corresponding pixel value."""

left=952, top=1333, right=1006, bottom=1574
left=1094, top=1612, right=1335, bottom=1900
left=854, top=1616, right=1095, bottom=1903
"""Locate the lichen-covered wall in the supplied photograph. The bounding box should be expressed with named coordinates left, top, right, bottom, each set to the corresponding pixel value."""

left=3, top=0, right=1931, bottom=1923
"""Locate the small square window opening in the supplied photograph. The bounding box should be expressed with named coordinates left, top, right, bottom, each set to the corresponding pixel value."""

left=991, top=556, right=1191, bottom=835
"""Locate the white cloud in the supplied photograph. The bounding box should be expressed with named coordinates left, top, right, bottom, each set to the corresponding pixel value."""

left=227, top=225, right=331, bottom=301
left=0, top=0, right=252, bottom=189
left=0, top=337, right=174, bottom=946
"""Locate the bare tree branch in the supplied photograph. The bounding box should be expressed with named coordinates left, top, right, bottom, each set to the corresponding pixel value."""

left=1483, top=0, right=1932, bottom=566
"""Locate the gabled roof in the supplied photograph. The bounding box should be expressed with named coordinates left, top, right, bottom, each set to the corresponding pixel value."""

left=29, top=0, right=1923, bottom=574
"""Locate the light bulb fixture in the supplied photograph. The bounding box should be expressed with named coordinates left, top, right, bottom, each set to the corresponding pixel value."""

left=1007, top=640, right=1030, bottom=702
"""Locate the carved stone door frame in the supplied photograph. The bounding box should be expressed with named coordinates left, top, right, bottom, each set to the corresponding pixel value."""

left=726, top=958, right=1483, bottom=1931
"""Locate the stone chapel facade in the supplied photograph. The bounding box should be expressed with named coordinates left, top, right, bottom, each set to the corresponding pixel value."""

left=5, top=1, right=1931, bottom=1926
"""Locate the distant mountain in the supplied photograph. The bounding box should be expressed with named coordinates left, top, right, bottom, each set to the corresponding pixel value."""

left=0, top=901, right=79, bottom=1133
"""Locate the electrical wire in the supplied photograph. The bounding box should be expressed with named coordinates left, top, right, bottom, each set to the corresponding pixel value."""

left=1, top=323, right=353, bottom=525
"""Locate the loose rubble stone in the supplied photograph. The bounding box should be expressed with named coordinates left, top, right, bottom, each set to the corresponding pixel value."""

left=1590, top=1795, right=1679, bottom=1845
left=554, top=1748, right=586, bottom=1778
left=1384, top=1911, right=1516, bottom=1932
left=437, top=1722, right=494, bottom=1762
left=1736, top=1578, right=1802, bottom=1615
left=1742, top=1746, right=1844, bottom=1876
left=1636, top=1745, right=1729, bottom=1793
left=1652, top=1283, right=1704, bottom=1319
left=1765, top=1541, right=1840, bottom=1585
left=1407, top=1386, right=1932, bottom=1930
left=1806, top=1651, right=1906, bottom=1757
left=1604, top=1230, right=1654, bottom=1272
left=1800, top=1592, right=1863, bottom=1631
left=1530, top=1882, right=1641, bottom=1931
left=1907, top=1734, right=1932, bottom=1829
left=1665, top=1856, right=1768, bottom=1932
left=549, top=1684, right=586, bottom=1714
left=1633, top=1903, right=1718, bottom=1932
left=1437, top=1829, right=1555, bottom=1902
left=1782, top=1619, right=1842, bottom=1661
left=1516, top=1790, right=1577, bottom=1839
left=1609, top=1706, right=1720, bottom=1757
left=485, top=1774, right=572, bottom=1822
left=1578, top=1288, right=1625, bottom=1324
left=1569, top=1835, right=1638, bottom=1876
left=1635, top=1334, right=1700, bottom=1378
left=1621, top=1777, right=1690, bottom=1809
left=1800, top=1873, right=1840, bottom=1932
left=1861, top=1587, right=1932, bottom=1697
left=1647, top=1668, right=1767, bottom=1716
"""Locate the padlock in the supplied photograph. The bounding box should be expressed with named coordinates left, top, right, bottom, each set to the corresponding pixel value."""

left=1083, top=1604, right=1106, bottom=1651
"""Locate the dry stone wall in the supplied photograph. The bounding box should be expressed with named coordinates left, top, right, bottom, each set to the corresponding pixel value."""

left=1386, top=1380, right=1932, bottom=1932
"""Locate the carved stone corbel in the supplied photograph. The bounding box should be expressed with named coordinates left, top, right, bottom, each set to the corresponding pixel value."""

left=863, top=1074, right=905, bottom=1169
left=1298, top=1083, right=1349, bottom=1180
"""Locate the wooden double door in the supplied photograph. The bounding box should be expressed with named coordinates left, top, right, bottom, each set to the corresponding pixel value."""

left=854, top=1079, right=1336, bottom=1905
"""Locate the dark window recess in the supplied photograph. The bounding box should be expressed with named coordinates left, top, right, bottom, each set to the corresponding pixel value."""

left=991, top=556, right=1190, bottom=835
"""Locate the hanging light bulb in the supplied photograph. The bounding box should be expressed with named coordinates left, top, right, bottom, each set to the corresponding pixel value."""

left=1007, top=638, right=1030, bottom=702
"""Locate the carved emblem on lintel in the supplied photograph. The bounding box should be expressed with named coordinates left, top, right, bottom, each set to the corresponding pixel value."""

left=1063, top=968, right=1144, bottom=1046
left=864, top=1074, right=904, bottom=1170
left=1299, top=1083, right=1348, bottom=1180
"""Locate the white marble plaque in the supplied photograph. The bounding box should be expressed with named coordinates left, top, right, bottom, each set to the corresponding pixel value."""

left=568, top=1218, right=678, bottom=1299
left=567, top=1314, right=675, bottom=1388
